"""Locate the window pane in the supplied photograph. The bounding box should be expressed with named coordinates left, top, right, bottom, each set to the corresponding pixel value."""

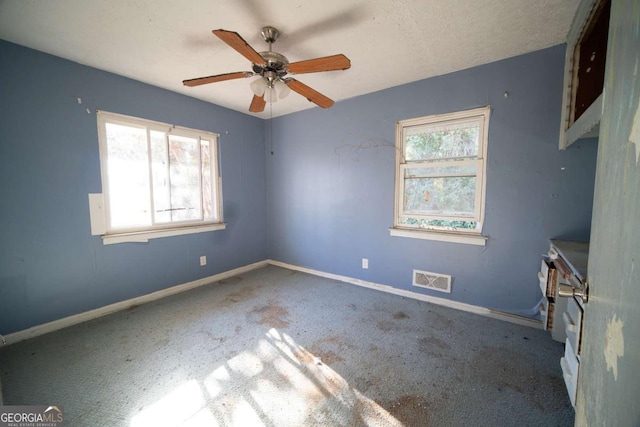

left=105, top=123, right=150, bottom=228
left=201, top=140, right=215, bottom=220
left=403, top=175, right=476, bottom=217
left=405, top=119, right=479, bottom=161
left=168, top=135, right=202, bottom=222
left=150, top=131, right=171, bottom=223
left=399, top=217, right=478, bottom=230
left=405, top=164, right=477, bottom=178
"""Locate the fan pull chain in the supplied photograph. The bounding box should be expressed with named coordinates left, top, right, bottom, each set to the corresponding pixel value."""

left=270, top=101, right=274, bottom=155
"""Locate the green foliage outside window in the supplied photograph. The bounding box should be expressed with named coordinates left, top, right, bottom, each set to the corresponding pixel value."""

left=402, top=126, right=479, bottom=230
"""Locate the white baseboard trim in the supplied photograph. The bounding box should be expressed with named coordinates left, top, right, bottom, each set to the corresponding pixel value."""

left=2, top=258, right=540, bottom=347
left=268, top=260, right=542, bottom=330
left=1, top=260, right=269, bottom=346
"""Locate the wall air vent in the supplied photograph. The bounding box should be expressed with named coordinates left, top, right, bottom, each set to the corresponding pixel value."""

left=413, top=269, right=452, bottom=294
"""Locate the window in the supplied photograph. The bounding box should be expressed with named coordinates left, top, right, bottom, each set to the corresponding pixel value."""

left=95, top=111, right=224, bottom=243
left=391, top=106, right=490, bottom=245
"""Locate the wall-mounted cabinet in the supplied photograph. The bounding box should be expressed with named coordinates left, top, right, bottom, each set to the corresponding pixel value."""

left=559, top=0, right=611, bottom=149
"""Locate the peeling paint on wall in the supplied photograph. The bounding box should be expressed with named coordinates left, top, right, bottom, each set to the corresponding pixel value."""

left=604, top=314, right=625, bottom=381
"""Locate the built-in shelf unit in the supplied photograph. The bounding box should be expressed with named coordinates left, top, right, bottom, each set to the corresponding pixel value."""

left=559, top=0, right=610, bottom=149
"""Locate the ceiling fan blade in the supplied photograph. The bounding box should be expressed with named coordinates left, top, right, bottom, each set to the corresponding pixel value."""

left=287, top=54, right=351, bottom=74
left=212, top=29, right=266, bottom=65
left=183, top=71, right=253, bottom=87
left=249, top=94, right=266, bottom=113
left=285, top=79, right=335, bottom=108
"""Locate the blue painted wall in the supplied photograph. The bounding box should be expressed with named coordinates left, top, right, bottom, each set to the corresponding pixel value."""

left=0, top=40, right=598, bottom=335
left=266, top=45, right=598, bottom=312
left=0, top=40, right=268, bottom=335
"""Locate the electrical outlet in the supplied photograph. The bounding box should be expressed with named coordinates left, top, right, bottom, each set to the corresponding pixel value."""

left=362, top=258, right=368, bottom=269
left=200, top=256, right=207, bottom=266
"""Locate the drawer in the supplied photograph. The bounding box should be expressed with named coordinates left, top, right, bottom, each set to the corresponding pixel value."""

left=550, top=295, right=568, bottom=343
left=560, top=357, right=577, bottom=407
left=539, top=258, right=558, bottom=298
left=540, top=298, right=550, bottom=330
left=540, top=297, right=562, bottom=334
left=561, top=340, right=579, bottom=408
left=540, top=259, right=550, bottom=283
left=538, top=270, right=547, bottom=296
left=567, top=294, right=584, bottom=334
left=563, top=296, right=584, bottom=356
left=564, top=339, right=579, bottom=376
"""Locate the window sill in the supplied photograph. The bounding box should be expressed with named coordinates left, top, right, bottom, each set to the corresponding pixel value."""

left=102, top=223, right=226, bottom=245
left=389, top=227, right=487, bottom=246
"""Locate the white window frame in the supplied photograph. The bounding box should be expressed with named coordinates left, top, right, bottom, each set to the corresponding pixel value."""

left=390, top=106, right=490, bottom=246
left=94, top=111, right=225, bottom=244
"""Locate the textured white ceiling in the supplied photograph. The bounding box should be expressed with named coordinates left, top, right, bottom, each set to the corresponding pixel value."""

left=0, top=0, right=580, bottom=118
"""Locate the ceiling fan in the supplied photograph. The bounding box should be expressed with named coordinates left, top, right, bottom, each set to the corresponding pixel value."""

left=183, top=26, right=351, bottom=113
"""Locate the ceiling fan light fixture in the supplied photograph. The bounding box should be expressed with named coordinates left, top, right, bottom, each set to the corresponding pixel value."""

left=250, top=77, right=268, bottom=96
left=275, top=79, right=290, bottom=99
left=264, top=86, right=278, bottom=103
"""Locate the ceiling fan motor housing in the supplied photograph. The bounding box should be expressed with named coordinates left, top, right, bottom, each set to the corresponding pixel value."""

left=253, top=51, right=289, bottom=79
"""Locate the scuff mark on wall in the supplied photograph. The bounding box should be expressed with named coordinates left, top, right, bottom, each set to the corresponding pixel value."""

left=604, top=314, right=625, bottom=381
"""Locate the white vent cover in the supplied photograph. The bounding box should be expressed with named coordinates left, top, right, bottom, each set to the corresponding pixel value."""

left=413, top=269, right=452, bottom=293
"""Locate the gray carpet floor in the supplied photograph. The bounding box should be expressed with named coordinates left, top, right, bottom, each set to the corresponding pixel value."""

left=0, top=265, right=574, bottom=426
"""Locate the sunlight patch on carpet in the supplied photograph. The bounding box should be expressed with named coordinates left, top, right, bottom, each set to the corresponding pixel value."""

left=129, top=328, right=402, bottom=426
